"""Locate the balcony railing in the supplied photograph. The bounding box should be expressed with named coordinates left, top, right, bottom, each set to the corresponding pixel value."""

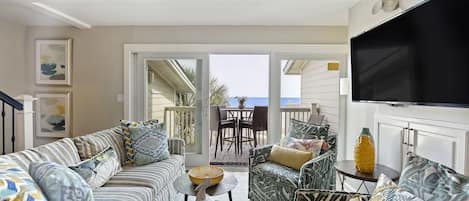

left=163, top=106, right=311, bottom=146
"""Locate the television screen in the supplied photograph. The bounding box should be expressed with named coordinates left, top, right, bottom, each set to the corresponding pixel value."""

left=351, top=0, right=469, bottom=107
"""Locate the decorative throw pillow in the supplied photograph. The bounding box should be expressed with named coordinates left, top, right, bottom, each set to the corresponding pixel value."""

left=287, top=119, right=329, bottom=140
left=0, top=159, right=47, bottom=201
left=29, top=162, right=94, bottom=201
left=432, top=165, right=469, bottom=201
left=281, top=137, right=324, bottom=156
left=73, top=127, right=126, bottom=164
left=70, top=146, right=121, bottom=189
left=370, top=174, right=423, bottom=201
left=398, top=154, right=442, bottom=200
left=120, top=120, right=170, bottom=166
left=268, top=145, right=313, bottom=170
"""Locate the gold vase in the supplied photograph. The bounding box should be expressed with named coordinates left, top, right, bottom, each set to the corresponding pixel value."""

left=354, top=128, right=375, bottom=174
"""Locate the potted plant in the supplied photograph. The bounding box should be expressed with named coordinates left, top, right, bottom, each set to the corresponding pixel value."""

left=236, top=96, right=247, bottom=109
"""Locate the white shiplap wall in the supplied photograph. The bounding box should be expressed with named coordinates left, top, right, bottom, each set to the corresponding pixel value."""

left=300, top=61, right=339, bottom=132
left=147, top=70, right=176, bottom=121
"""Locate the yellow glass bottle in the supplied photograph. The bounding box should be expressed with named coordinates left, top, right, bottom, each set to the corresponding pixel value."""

left=354, top=128, right=375, bottom=174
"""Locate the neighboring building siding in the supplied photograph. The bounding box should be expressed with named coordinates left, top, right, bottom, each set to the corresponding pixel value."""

left=300, top=61, right=339, bottom=132
left=147, top=70, right=176, bottom=121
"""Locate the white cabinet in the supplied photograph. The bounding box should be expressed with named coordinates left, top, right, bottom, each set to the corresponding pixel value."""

left=374, top=117, right=408, bottom=172
left=374, top=115, right=469, bottom=175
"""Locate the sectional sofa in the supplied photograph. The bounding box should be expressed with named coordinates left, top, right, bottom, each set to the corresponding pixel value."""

left=0, top=126, right=186, bottom=201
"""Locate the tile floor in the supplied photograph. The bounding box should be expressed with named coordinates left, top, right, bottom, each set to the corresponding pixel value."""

left=175, top=168, right=249, bottom=201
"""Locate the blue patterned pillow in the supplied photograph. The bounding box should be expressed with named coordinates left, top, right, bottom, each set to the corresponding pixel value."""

left=70, top=146, right=121, bottom=189
left=398, top=154, right=442, bottom=200
left=29, top=162, right=93, bottom=201
left=432, top=165, right=469, bottom=201
left=0, top=159, right=47, bottom=201
left=371, top=174, right=423, bottom=201
left=120, top=120, right=170, bottom=166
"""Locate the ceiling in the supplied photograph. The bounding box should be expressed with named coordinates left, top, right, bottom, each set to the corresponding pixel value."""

left=0, top=0, right=360, bottom=27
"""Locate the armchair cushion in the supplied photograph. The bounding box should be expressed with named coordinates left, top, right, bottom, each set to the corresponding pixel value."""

left=294, top=189, right=370, bottom=201
left=250, top=161, right=299, bottom=201
left=269, top=145, right=313, bottom=170
left=286, top=119, right=329, bottom=140
left=282, top=137, right=325, bottom=156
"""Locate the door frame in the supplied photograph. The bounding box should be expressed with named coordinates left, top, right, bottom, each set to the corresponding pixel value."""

left=124, top=44, right=348, bottom=166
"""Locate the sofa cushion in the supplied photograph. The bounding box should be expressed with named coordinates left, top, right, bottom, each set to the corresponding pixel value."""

left=432, top=165, right=469, bottom=201
left=70, top=146, right=122, bottom=189
left=0, top=159, right=47, bottom=201
left=73, top=127, right=126, bottom=165
left=120, top=120, right=170, bottom=166
left=93, top=187, right=153, bottom=201
left=250, top=161, right=299, bottom=200
left=0, top=149, right=50, bottom=171
left=35, top=138, right=81, bottom=166
left=104, top=155, right=184, bottom=196
left=0, top=138, right=80, bottom=170
left=398, top=154, right=442, bottom=200
left=29, top=161, right=94, bottom=201
left=371, top=174, right=422, bottom=201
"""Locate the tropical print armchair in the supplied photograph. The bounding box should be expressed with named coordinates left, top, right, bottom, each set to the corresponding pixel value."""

left=248, top=134, right=337, bottom=201
left=294, top=189, right=370, bottom=201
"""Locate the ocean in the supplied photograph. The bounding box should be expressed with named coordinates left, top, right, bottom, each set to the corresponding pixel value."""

left=228, top=97, right=300, bottom=107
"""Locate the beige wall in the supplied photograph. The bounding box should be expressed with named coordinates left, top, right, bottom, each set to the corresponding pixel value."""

left=300, top=61, right=339, bottom=132
left=0, top=19, right=26, bottom=96
left=22, top=25, right=348, bottom=145
left=0, top=19, right=26, bottom=153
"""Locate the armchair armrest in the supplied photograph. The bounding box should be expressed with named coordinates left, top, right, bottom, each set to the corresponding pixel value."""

left=168, top=138, right=185, bottom=156
left=294, top=189, right=371, bottom=201
left=249, top=145, right=274, bottom=167
left=299, top=150, right=336, bottom=190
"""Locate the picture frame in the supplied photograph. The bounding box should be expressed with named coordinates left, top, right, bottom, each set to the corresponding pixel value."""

left=35, top=39, right=72, bottom=85
left=36, top=92, right=71, bottom=138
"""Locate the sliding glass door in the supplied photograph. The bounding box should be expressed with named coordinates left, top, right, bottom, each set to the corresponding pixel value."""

left=134, top=53, right=209, bottom=167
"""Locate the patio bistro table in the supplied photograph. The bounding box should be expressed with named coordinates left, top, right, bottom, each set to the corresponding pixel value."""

left=221, top=107, right=253, bottom=121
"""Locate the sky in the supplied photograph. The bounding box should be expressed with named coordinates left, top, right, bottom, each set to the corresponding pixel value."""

left=210, top=55, right=301, bottom=98
left=178, top=55, right=301, bottom=98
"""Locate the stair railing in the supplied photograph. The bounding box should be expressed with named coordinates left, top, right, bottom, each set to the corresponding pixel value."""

left=0, top=91, right=23, bottom=154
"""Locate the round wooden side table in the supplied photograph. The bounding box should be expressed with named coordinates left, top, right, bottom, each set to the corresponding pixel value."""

left=173, top=174, right=238, bottom=201
left=334, top=160, right=400, bottom=194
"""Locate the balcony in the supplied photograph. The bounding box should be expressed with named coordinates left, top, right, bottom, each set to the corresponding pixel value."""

left=163, top=106, right=311, bottom=148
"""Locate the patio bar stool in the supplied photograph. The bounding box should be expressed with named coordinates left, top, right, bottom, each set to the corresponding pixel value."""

left=214, top=105, right=238, bottom=158
left=238, top=106, right=268, bottom=154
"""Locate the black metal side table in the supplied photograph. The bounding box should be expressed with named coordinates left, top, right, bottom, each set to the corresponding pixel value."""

left=334, top=160, right=400, bottom=194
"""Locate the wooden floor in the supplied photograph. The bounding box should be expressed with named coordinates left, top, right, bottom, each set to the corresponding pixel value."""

left=209, top=143, right=251, bottom=166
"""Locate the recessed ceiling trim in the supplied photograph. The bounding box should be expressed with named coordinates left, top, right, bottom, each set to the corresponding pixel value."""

left=32, top=2, right=91, bottom=29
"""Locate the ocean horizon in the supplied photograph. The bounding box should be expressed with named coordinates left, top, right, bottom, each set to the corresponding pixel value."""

left=228, top=97, right=300, bottom=107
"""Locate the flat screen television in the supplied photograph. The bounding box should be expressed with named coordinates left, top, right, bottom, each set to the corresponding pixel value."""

left=351, top=0, right=469, bottom=107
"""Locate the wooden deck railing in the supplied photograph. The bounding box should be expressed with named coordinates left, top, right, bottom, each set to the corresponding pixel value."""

left=163, top=106, right=196, bottom=145
left=163, top=106, right=311, bottom=145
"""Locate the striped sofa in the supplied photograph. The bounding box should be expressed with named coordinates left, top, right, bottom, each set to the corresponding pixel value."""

left=0, top=127, right=186, bottom=201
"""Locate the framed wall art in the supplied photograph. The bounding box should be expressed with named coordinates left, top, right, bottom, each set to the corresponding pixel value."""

left=36, top=92, right=71, bottom=138
left=35, top=39, right=72, bottom=85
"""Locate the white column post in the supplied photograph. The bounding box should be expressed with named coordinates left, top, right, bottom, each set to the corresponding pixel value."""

left=15, top=95, right=37, bottom=151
